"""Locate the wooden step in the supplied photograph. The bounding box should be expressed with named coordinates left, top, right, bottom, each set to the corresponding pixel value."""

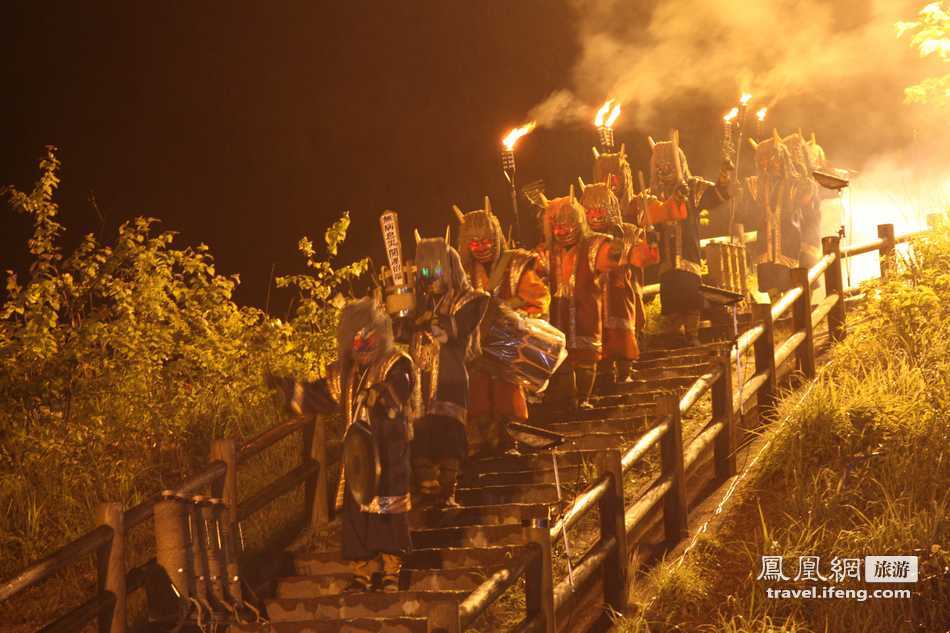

left=276, top=567, right=498, bottom=598
left=266, top=591, right=464, bottom=626
left=409, top=503, right=550, bottom=528
left=411, top=523, right=537, bottom=549
left=230, top=617, right=428, bottom=633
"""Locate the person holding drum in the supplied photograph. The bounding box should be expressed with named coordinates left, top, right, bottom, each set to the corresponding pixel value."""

left=335, top=297, right=415, bottom=592
left=578, top=179, right=659, bottom=383
left=539, top=186, right=638, bottom=410
left=408, top=232, right=490, bottom=506
left=453, top=197, right=551, bottom=455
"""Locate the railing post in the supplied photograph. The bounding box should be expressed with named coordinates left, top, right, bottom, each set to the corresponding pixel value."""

left=595, top=449, right=628, bottom=613
left=877, top=223, right=896, bottom=279
left=712, top=350, right=736, bottom=480
left=524, top=525, right=556, bottom=633
left=210, top=439, right=239, bottom=531
left=96, top=502, right=126, bottom=633
left=659, top=395, right=688, bottom=543
left=752, top=301, right=777, bottom=413
left=822, top=235, right=846, bottom=342
left=791, top=268, right=816, bottom=379
left=302, top=415, right=329, bottom=529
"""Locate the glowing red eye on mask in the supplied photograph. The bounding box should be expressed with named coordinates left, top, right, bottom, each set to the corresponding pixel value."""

left=352, top=330, right=377, bottom=354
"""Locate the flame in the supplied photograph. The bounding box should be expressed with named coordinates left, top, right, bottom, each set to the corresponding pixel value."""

left=502, top=122, right=537, bottom=150
left=723, top=107, right=739, bottom=122
left=756, top=107, right=768, bottom=121
left=595, top=99, right=622, bottom=128
left=740, top=93, right=752, bottom=106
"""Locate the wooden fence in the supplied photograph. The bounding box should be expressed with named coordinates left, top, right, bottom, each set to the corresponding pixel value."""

left=454, top=222, right=930, bottom=633
left=0, top=415, right=330, bottom=633
left=0, top=221, right=933, bottom=633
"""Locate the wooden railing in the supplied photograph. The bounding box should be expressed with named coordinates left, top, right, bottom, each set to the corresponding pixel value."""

left=475, top=223, right=930, bottom=633
left=0, top=414, right=329, bottom=633
left=2, top=221, right=932, bottom=633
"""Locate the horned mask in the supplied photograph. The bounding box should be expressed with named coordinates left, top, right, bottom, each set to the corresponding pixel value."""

left=413, top=230, right=469, bottom=297
left=648, top=131, right=692, bottom=197
left=454, top=196, right=507, bottom=270
left=577, top=177, right=622, bottom=232
left=540, top=185, right=589, bottom=248
left=592, top=143, right=634, bottom=203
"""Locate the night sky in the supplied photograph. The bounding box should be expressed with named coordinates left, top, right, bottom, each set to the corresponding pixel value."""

left=0, top=1, right=909, bottom=309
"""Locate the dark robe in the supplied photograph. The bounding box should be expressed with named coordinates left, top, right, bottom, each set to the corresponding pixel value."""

left=652, top=177, right=729, bottom=314
left=342, top=355, right=414, bottom=561
left=411, top=289, right=489, bottom=460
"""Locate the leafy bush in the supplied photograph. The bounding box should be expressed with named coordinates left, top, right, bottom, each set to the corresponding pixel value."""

left=0, top=148, right=365, bottom=587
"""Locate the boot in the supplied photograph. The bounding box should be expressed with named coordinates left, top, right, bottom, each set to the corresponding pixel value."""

left=615, top=360, right=634, bottom=383
left=412, top=457, right=440, bottom=501
left=684, top=312, right=702, bottom=347
left=379, top=553, right=402, bottom=591
left=574, top=364, right=597, bottom=410
left=471, top=415, right=495, bottom=457
left=436, top=458, right=461, bottom=507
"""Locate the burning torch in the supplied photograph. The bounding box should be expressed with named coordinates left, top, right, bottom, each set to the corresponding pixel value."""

left=594, top=99, right=621, bottom=151
left=501, top=121, right=536, bottom=245
left=755, top=107, right=768, bottom=141
left=723, top=93, right=752, bottom=239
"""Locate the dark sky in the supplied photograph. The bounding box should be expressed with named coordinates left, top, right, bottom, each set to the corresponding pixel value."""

left=0, top=1, right=835, bottom=309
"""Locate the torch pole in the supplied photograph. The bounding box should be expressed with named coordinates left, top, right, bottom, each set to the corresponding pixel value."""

left=729, top=108, right=747, bottom=242
left=502, top=149, right=520, bottom=246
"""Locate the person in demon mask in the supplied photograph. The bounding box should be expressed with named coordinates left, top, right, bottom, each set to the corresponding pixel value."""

left=782, top=130, right=823, bottom=271
left=744, top=130, right=815, bottom=291
left=645, top=131, right=733, bottom=346
left=336, top=297, right=414, bottom=591
left=454, top=197, right=550, bottom=454
left=578, top=178, right=659, bottom=381
left=409, top=232, right=489, bottom=505
left=540, top=186, right=637, bottom=408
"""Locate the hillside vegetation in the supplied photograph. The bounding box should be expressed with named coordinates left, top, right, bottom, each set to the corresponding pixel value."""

left=616, top=218, right=950, bottom=632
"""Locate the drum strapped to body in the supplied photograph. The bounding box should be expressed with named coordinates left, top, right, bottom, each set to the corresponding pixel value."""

left=477, top=300, right=568, bottom=393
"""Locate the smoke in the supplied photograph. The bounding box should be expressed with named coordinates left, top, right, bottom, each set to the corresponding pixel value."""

left=529, top=0, right=946, bottom=159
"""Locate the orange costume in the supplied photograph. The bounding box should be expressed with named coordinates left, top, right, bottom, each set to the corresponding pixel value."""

left=540, top=186, right=644, bottom=409
left=454, top=197, right=550, bottom=453
left=578, top=179, right=659, bottom=381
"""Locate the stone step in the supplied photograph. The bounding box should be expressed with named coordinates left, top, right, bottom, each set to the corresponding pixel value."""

left=266, top=590, right=464, bottom=625
left=543, top=417, right=651, bottom=437
left=472, top=465, right=584, bottom=486
left=409, top=502, right=550, bottom=528
left=457, top=482, right=560, bottom=506
left=276, top=567, right=498, bottom=598
left=229, top=617, right=428, bottom=633
left=293, top=545, right=533, bottom=575
left=466, top=449, right=607, bottom=474
left=411, top=523, right=539, bottom=549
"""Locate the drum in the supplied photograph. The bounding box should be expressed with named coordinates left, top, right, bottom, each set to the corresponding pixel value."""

left=478, top=301, right=568, bottom=393
left=343, top=420, right=381, bottom=507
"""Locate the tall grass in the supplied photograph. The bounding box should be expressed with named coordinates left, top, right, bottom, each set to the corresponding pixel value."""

left=615, top=215, right=950, bottom=632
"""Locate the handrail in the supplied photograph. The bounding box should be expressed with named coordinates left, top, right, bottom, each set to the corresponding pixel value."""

left=0, top=525, right=113, bottom=602
left=239, top=415, right=311, bottom=463
left=459, top=546, right=536, bottom=628
left=549, top=474, right=610, bottom=542
left=842, top=237, right=884, bottom=257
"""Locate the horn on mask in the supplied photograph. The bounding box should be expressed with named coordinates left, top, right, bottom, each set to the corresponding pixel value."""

left=452, top=205, right=465, bottom=223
